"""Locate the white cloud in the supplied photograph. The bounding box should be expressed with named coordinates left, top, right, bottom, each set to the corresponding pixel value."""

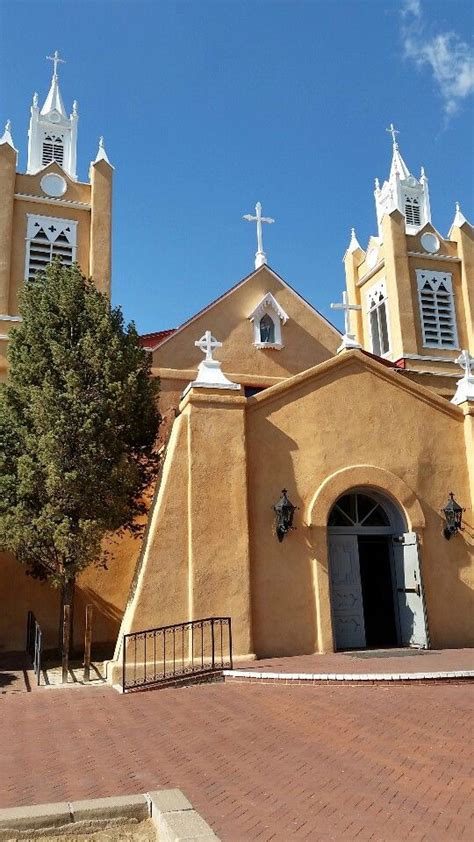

left=401, top=0, right=421, bottom=18
left=401, top=1, right=474, bottom=117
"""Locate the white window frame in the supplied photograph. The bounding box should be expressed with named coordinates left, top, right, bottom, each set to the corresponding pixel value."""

left=24, top=213, right=78, bottom=281
left=416, top=270, right=459, bottom=350
left=248, top=292, right=289, bottom=350
left=366, top=279, right=391, bottom=357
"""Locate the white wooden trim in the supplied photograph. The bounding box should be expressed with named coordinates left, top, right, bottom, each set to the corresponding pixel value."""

left=15, top=193, right=90, bottom=210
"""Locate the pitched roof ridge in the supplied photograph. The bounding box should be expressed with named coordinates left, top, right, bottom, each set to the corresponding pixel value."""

left=147, top=264, right=341, bottom=353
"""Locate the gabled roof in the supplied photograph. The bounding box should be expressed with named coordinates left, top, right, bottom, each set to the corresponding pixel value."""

left=248, top=291, right=289, bottom=323
left=146, top=264, right=341, bottom=353
left=247, top=348, right=462, bottom=419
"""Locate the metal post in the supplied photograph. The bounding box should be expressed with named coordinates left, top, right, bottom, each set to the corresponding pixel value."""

left=83, top=604, right=93, bottom=682
left=228, top=618, right=233, bottom=669
left=62, top=604, right=70, bottom=684
left=211, top=618, right=215, bottom=671
left=122, top=634, right=127, bottom=692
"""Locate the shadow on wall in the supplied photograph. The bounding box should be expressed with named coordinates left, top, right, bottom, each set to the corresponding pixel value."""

left=0, top=552, right=60, bottom=653
left=73, top=586, right=124, bottom=654
left=249, top=421, right=318, bottom=657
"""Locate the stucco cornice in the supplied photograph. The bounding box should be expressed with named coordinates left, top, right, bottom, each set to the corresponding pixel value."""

left=246, top=349, right=463, bottom=419
left=151, top=366, right=285, bottom=387
left=14, top=193, right=90, bottom=210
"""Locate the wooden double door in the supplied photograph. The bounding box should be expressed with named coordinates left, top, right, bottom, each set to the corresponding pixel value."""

left=328, top=531, right=428, bottom=651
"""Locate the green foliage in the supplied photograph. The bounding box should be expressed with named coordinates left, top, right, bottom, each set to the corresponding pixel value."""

left=0, top=261, right=160, bottom=589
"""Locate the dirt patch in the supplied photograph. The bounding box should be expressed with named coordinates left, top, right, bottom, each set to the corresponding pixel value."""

left=5, top=818, right=156, bottom=842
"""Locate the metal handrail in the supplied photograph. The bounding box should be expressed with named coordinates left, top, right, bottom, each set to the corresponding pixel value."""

left=26, top=610, right=43, bottom=686
left=122, top=616, right=232, bottom=693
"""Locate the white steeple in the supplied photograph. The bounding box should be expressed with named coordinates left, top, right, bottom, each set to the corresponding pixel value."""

left=94, top=136, right=112, bottom=166
left=347, top=227, right=362, bottom=254
left=27, top=50, right=78, bottom=180
left=374, top=123, right=431, bottom=239
left=449, top=202, right=468, bottom=237
left=0, top=120, right=16, bottom=149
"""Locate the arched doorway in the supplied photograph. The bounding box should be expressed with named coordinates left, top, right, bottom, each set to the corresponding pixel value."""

left=328, top=491, right=428, bottom=651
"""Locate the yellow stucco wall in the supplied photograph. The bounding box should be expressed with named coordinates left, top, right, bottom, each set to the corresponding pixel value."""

left=154, top=265, right=341, bottom=380
left=246, top=353, right=473, bottom=655
left=113, top=351, right=473, bottom=666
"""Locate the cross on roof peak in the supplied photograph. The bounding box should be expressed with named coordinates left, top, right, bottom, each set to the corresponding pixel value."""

left=243, top=201, right=275, bottom=269
left=46, top=50, right=65, bottom=78
left=386, top=122, right=400, bottom=148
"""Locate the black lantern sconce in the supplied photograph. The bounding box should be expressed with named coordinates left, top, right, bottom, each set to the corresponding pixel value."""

left=442, top=492, right=465, bottom=540
left=273, top=489, right=298, bottom=542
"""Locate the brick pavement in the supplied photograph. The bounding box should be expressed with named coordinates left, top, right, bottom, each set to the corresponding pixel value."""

left=237, top=648, right=474, bottom=675
left=0, top=682, right=472, bottom=841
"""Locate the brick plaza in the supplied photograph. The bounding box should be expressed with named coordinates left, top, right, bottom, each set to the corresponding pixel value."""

left=1, top=681, right=472, bottom=840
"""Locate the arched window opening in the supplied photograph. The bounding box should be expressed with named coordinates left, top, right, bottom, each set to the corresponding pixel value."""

left=259, top=313, right=275, bottom=344
left=328, top=493, right=390, bottom=528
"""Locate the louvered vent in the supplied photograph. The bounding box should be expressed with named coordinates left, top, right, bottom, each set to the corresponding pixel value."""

left=42, top=135, right=64, bottom=167
left=25, top=216, right=76, bottom=281
left=416, top=271, right=458, bottom=348
left=405, top=197, right=421, bottom=227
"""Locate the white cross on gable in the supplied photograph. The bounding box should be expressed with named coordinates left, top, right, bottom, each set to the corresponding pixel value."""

left=330, top=291, right=361, bottom=338
left=243, top=201, right=275, bottom=268
left=455, top=350, right=474, bottom=379
left=195, top=330, right=222, bottom=361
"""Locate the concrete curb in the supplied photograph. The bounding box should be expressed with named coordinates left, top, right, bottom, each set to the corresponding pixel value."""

left=149, top=789, right=219, bottom=841
left=223, top=668, right=474, bottom=685
left=0, top=789, right=219, bottom=840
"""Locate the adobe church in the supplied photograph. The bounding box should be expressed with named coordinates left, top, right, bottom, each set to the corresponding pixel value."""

left=0, top=56, right=473, bottom=664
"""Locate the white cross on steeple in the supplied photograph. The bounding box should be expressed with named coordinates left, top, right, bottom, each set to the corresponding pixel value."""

left=243, top=202, right=275, bottom=269
left=46, top=50, right=65, bottom=78
left=386, top=122, right=400, bottom=148
left=195, top=330, right=222, bottom=361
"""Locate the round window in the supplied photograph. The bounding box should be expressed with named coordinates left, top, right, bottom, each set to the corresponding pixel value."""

left=420, top=232, right=440, bottom=254
left=40, top=173, right=67, bottom=198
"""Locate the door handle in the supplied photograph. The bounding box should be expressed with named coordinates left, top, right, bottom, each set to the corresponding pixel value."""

left=397, top=586, right=421, bottom=597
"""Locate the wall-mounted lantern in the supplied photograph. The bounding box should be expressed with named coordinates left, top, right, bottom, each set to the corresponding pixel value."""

left=442, top=492, right=465, bottom=540
left=273, top=489, right=297, bottom=542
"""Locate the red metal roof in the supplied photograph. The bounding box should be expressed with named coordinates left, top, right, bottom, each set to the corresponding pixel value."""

left=138, top=329, right=175, bottom=348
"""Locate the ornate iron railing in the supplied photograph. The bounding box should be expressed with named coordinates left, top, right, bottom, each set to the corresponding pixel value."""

left=122, top=617, right=232, bottom=692
left=26, top=610, right=43, bottom=686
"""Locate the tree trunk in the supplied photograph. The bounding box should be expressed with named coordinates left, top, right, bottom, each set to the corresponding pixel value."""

left=58, top=578, right=75, bottom=659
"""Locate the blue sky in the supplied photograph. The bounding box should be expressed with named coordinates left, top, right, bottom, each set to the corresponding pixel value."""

left=1, top=0, right=473, bottom=335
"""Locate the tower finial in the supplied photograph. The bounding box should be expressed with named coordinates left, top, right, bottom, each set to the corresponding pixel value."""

left=46, top=49, right=65, bottom=79
left=0, top=119, right=15, bottom=148
left=386, top=122, right=400, bottom=149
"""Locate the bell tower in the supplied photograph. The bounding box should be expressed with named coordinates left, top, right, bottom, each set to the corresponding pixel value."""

left=0, top=52, right=114, bottom=381
left=374, top=124, right=431, bottom=238
left=343, top=125, right=473, bottom=399
left=27, top=51, right=78, bottom=180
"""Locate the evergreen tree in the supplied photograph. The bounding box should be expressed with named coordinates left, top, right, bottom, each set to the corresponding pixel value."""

left=0, top=261, right=160, bottom=658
